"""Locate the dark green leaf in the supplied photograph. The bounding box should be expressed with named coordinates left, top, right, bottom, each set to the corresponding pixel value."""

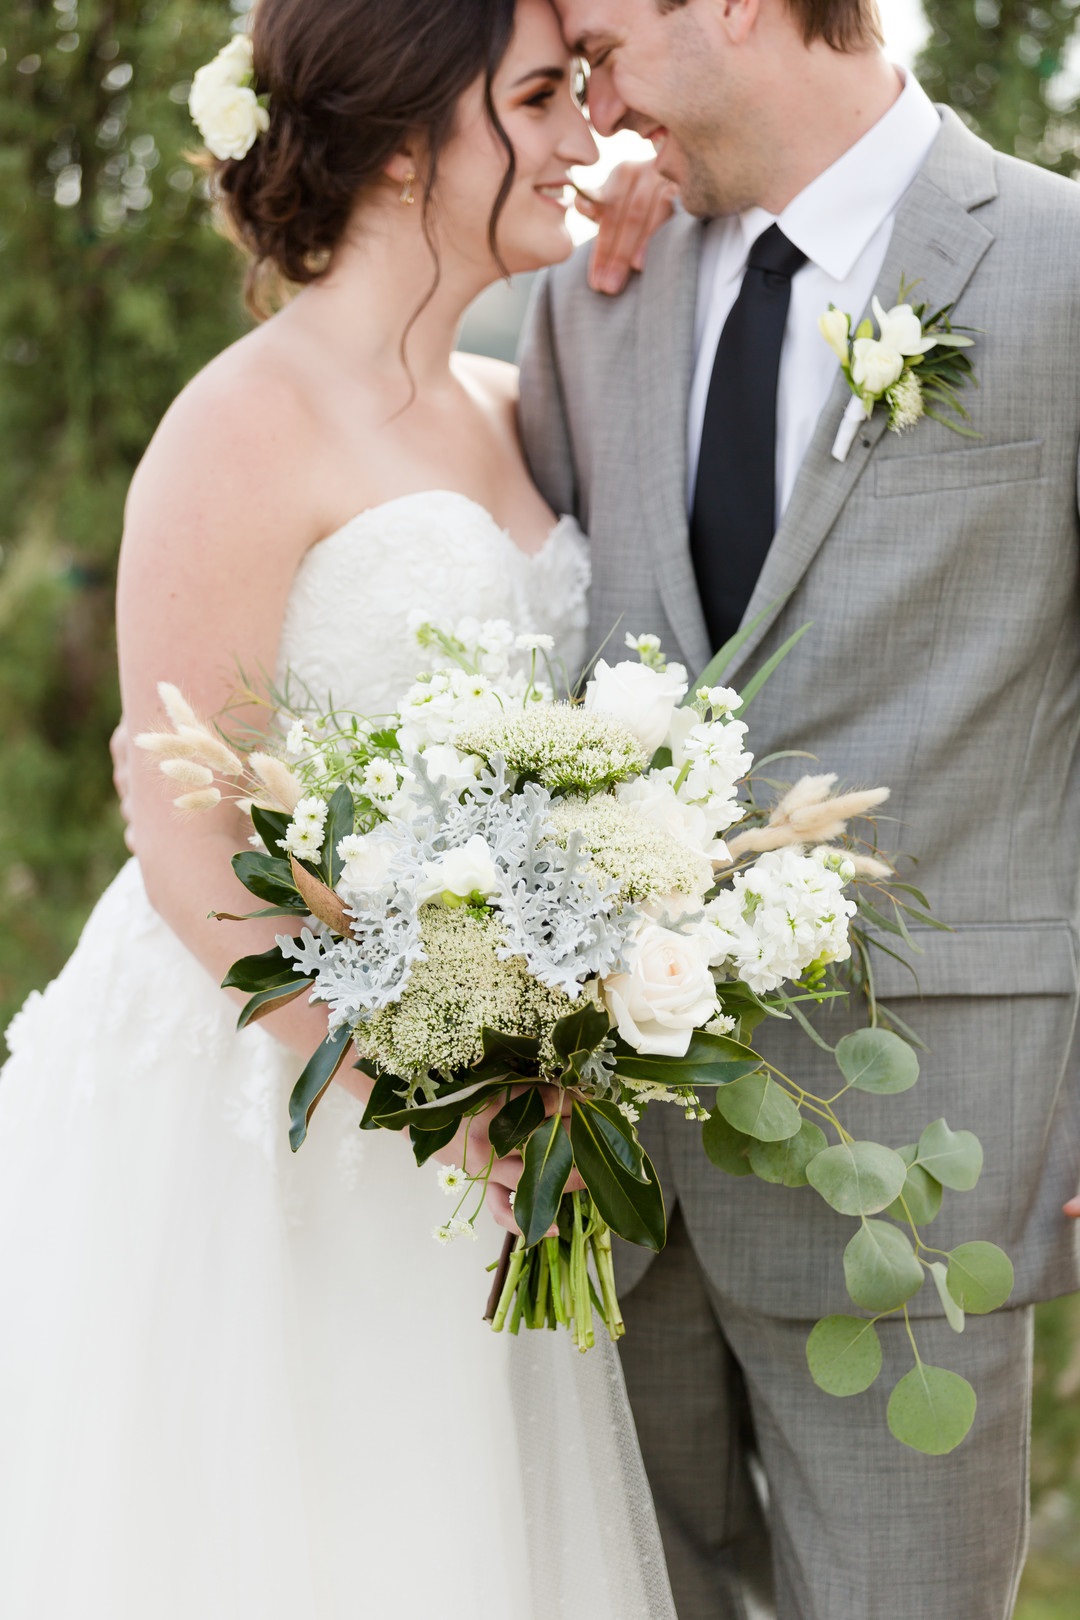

left=222, top=944, right=296, bottom=994
left=288, top=1026, right=353, bottom=1151
left=374, top=1077, right=507, bottom=1132
left=480, top=1027, right=541, bottom=1073
left=515, top=1115, right=574, bottom=1248
left=612, top=1029, right=761, bottom=1088
left=320, top=784, right=355, bottom=886
left=576, top=1097, right=648, bottom=1181
left=249, top=804, right=291, bottom=857
left=732, top=622, right=814, bottom=715
left=359, top=1069, right=405, bottom=1132
left=489, top=1087, right=546, bottom=1158
left=410, top=1118, right=460, bottom=1166
left=551, top=1002, right=610, bottom=1062
left=236, top=979, right=312, bottom=1030
left=569, top=1102, right=666, bottom=1250
left=231, top=850, right=304, bottom=908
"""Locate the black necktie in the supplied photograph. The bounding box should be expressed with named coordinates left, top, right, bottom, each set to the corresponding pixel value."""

left=689, top=224, right=808, bottom=652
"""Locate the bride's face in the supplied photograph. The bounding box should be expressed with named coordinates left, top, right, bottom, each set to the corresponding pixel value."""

left=433, top=0, right=599, bottom=276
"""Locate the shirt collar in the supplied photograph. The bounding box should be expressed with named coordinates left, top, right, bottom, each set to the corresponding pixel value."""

left=732, top=69, right=942, bottom=283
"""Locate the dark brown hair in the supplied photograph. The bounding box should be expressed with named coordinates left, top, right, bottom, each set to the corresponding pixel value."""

left=658, top=0, right=883, bottom=52
left=211, top=0, right=517, bottom=317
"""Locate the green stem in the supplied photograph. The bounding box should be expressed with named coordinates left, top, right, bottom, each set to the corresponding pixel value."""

left=491, top=1235, right=527, bottom=1333
left=591, top=1219, right=625, bottom=1341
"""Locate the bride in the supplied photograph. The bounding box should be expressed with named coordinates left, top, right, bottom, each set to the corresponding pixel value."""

left=0, top=0, right=676, bottom=1615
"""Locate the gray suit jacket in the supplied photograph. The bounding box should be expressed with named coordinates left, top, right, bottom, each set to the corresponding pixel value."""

left=519, top=110, right=1080, bottom=1316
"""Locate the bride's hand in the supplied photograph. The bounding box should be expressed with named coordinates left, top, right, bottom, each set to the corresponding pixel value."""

left=1065, top=1193, right=1080, bottom=1217
left=576, top=158, right=678, bottom=297
left=435, top=1086, right=585, bottom=1237
left=110, top=717, right=137, bottom=854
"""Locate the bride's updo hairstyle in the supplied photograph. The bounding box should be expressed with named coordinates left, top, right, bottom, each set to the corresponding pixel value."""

left=214, top=0, right=517, bottom=315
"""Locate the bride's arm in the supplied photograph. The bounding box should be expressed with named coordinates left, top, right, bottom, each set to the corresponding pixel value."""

left=115, top=358, right=369, bottom=1097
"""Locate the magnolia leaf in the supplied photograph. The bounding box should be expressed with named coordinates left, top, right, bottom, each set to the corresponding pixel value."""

left=714, top=1074, right=802, bottom=1142
left=945, top=1242, right=1014, bottom=1315
left=928, top=1261, right=965, bottom=1333
left=843, top=1220, right=924, bottom=1312
left=885, top=1144, right=943, bottom=1226
left=320, top=784, right=355, bottom=886
left=230, top=850, right=305, bottom=908
left=359, top=1069, right=405, bottom=1132
left=515, top=1114, right=574, bottom=1248
left=748, top=1120, right=828, bottom=1187
left=374, top=1077, right=507, bottom=1132
left=289, top=857, right=353, bottom=935
left=288, top=1026, right=353, bottom=1152
left=702, top=1109, right=753, bottom=1176
left=806, top=1315, right=883, bottom=1396
left=915, top=1119, right=983, bottom=1192
left=551, top=1002, right=610, bottom=1062
left=236, top=979, right=312, bottom=1029
left=570, top=1102, right=665, bottom=1250
left=409, top=1118, right=460, bottom=1167
left=489, top=1087, right=546, bottom=1159
left=481, top=1028, right=541, bottom=1073
left=222, top=943, right=298, bottom=995
left=887, top=1365, right=976, bottom=1455
left=806, top=1141, right=908, bottom=1216
left=834, top=1028, right=919, bottom=1095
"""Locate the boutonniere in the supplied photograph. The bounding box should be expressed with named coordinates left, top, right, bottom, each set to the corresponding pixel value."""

left=820, top=280, right=978, bottom=463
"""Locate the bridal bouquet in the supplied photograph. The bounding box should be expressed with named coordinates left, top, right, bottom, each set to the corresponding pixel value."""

left=140, top=617, right=1012, bottom=1455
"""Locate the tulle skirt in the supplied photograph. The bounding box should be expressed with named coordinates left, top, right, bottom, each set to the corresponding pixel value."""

left=0, top=861, right=674, bottom=1619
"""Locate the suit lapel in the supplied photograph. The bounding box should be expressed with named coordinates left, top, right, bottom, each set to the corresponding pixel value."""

left=722, top=110, right=999, bottom=686
left=633, top=210, right=713, bottom=676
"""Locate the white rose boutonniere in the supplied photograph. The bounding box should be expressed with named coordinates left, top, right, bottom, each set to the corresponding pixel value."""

left=189, top=34, right=270, bottom=162
left=820, top=280, right=977, bottom=463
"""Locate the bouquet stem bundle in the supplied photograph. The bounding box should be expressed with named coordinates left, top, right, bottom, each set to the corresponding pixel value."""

left=487, top=1193, right=623, bottom=1351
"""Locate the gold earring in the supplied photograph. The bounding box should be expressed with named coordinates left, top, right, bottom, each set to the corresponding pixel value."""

left=400, top=172, right=416, bottom=206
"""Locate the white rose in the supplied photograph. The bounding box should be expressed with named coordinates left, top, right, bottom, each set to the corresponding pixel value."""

left=871, top=296, right=936, bottom=358
left=194, top=84, right=269, bottom=161
left=602, top=923, right=719, bottom=1057
left=818, top=308, right=851, bottom=364
left=416, top=835, right=499, bottom=907
left=188, top=36, right=254, bottom=121
left=337, top=830, right=398, bottom=896
left=851, top=337, right=904, bottom=398
left=616, top=775, right=723, bottom=861
left=585, top=659, right=688, bottom=754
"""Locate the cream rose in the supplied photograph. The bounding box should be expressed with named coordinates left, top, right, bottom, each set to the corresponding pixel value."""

left=193, top=84, right=268, bottom=162
left=585, top=659, right=688, bottom=755
left=602, top=923, right=720, bottom=1057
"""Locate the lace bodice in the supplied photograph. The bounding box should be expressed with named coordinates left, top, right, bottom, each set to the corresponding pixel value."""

left=275, top=491, right=590, bottom=713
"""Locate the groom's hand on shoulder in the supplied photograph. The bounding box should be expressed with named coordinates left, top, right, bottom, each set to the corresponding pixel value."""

left=579, top=158, right=677, bottom=296
left=1065, top=1193, right=1080, bottom=1218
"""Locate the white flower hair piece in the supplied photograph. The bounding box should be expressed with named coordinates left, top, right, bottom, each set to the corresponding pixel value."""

left=189, top=34, right=269, bottom=162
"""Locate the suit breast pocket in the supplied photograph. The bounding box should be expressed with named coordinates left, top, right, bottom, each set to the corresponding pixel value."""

left=874, top=438, right=1044, bottom=498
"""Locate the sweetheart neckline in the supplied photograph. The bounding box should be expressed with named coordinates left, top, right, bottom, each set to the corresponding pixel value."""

left=307, top=489, right=577, bottom=565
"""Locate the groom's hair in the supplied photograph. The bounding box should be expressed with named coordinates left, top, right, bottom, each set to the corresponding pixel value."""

left=658, top=0, right=883, bottom=52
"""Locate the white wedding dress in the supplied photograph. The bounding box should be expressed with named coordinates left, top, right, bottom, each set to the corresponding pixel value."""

left=0, top=491, right=676, bottom=1620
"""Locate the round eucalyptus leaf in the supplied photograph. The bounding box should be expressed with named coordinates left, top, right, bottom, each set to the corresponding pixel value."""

left=884, top=1145, right=943, bottom=1226
left=945, top=1242, right=1015, bottom=1315
left=843, top=1220, right=925, bottom=1312
left=749, top=1120, right=828, bottom=1187
left=927, top=1261, right=965, bottom=1333
left=806, top=1141, right=908, bottom=1216
left=835, top=1028, right=920, bottom=1094
left=806, top=1315, right=883, bottom=1396
left=886, top=1365, right=976, bottom=1455
left=915, top=1120, right=984, bottom=1191
left=702, top=1109, right=753, bottom=1176
left=714, top=1073, right=802, bottom=1142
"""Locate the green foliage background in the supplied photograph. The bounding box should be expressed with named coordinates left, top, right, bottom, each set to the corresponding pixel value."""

left=0, top=4, right=1077, bottom=1611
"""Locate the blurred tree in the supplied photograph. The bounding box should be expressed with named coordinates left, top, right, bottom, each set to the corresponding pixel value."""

left=918, top=0, right=1080, bottom=174
left=0, top=0, right=248, bottom=1046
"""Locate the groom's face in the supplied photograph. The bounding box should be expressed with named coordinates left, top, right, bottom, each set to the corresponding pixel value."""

left=555, top=0, right=764, bottom=217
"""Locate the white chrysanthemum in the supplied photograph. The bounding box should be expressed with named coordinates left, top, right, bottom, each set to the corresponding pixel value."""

left=437, top=1164, right=468, bottom=1196
left=886, top=368, right=925, bottom=433
left=548, top=795, right=712, bottom=905
left=450, top=1218, right=479, bottom=1242
left=363, top=759, right=399, bottom=802
left=433, top=1224, right=453, bottom=1246
left=280, top=795, right=328, bottom=860
left=353, top=908, right=580, bottom=1080
left=456, top=705, right=648, bottom=793
left=285, top=719, right=308, bottom=758
left=704, top=847, right=857, bottom=993
left=515, top=632, right=555, bottom=653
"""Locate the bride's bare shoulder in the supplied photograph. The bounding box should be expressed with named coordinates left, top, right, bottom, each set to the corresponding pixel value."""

left=124, top=325, right=324, bottom=550
left=452, top=350, right=520, bottom=422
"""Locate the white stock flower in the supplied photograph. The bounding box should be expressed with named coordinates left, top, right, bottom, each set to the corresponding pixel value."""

left=672, top=717, right=753, bottom=826
left=871, top=297, right=936, bottom=358
left=416, top=834, right=499, bottom=907
left=193, top=83, right=268, bottom=162
left=585, top=658, right=688, bottom=755
left=284, top=719, right=308, bottom=759
left=602, top=922, right=720, bottom=1057
left=851, top=338, right=904, bottom=398
left=704, top=847, right=857, bottom=993
left=819, top=308, right=851, bottom=363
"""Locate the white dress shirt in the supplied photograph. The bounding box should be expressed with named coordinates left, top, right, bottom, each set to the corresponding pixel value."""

left=687, top=70, right=942, bottom=517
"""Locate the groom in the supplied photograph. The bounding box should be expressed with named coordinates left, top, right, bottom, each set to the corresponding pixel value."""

left=519, top=1, right=1080, bottom=1616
